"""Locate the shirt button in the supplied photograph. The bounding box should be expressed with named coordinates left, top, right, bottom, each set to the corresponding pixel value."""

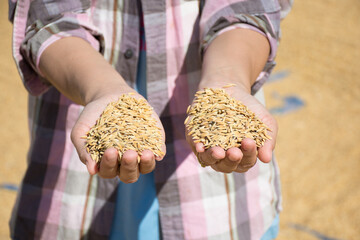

left=124, top=49, right=133, bottom=59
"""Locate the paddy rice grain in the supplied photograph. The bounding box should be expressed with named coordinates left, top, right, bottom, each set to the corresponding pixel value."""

left=185, top=86, right=271, bottom=151
left=85, top=94, right=164, bottom=164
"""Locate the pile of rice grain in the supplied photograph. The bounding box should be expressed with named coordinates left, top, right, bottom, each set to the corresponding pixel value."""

left=85, top=93, right=164, bottom=164
left=185, top=87, right=271, bottom=150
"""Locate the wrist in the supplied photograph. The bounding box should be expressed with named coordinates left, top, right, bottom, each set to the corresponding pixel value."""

left=82, top=77, right=134, bottom=105
left=39, top=37, right=135, bottom=106
left=199, top=75, right=252, bottom=94
left=200, top=28, right=270, bottom=95
left=67, top=56, right=133, bottom=105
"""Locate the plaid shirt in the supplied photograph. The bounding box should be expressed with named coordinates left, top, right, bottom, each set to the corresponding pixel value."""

left=9, top=0, right=292, bottom=239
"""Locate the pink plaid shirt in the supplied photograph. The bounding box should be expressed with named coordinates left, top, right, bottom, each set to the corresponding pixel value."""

left=9, top=0, right=292, bottom=239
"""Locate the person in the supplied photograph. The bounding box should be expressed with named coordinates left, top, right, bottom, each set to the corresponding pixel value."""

left=8, top=0, right=292, bottom=239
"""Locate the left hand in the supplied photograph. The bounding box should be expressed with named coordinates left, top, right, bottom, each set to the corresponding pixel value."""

left=185, top=83, right=278, bottom=173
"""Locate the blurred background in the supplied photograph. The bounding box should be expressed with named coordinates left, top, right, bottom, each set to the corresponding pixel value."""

left=1, top=0, right=359, bottom=239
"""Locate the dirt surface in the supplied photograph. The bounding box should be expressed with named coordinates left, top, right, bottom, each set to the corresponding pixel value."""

left=266, top=1, right=360, bottom=239
left=0, top=1, right=29, bottom=239
left=1, top=0, right=359, bottom=239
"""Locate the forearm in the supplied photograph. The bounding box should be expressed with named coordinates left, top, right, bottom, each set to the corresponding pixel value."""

left=39, top=37, right=130, bottom=105
left=200, top=28, right=270, bottom=93
left=191, top=28, right=277, bottom=171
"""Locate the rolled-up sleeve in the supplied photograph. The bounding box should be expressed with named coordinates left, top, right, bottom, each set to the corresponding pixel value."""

left=11, top=0, right=104, bottom=96
left=199, top=0, right=293, bottom=94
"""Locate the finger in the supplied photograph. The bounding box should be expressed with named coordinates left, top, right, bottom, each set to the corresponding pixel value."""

left=98, top=148, right=119, bottom=178
left=119, top=150, right=140, bottom=184
left=195, top=142, right=205, bottom=153
left=185, top=117, right=205, bottom=153
left=85, top=157, right=98, bottom=175
left=152, top=113, right=166, bottom=161
left=213, top=147, right=242, bottom=173
left=139, top=150, right=156, bottom=174
left=210, top=162, right=231, bottom=173
left=236, top=138, right=257, bottom=173
left=257, top=141, right=274, bottom=163
left=71, top=125, right=98, bottom=175
left=155, top=128, right=166, bottom=161
left=210, top=164, right=221, bottom=172
left=258, top=118, right=278, bottom=163
left=186, top=136, right=206, bottom=165
left=155, top=143, right=166, bottom=161
left=200, top=146, right=226, bottom=166
left=258, top=131, right=277, bottom=163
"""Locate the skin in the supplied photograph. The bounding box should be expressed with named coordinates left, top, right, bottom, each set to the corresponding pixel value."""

left=39, top=28, right=278, bottom=182
left=191, top=28, right=278, bottom=173
left=39, top=37, right=166, bottom=183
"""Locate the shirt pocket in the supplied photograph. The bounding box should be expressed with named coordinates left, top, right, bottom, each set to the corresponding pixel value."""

left=27, top=0, right=91, bottom=26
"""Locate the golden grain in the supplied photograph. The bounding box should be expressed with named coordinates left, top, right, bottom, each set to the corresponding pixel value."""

left=85, top=94, right=164, bottom=164
left=185, top=87, right=271, bottom=153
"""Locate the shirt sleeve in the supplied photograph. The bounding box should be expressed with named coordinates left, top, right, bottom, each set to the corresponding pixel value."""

left=199, top=0, right=293, bottom=94
left=11, top=0, right=105, bottom=96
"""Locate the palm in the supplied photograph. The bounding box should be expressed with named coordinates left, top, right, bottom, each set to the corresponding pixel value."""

left=71, top=92, right=166, bottom=182
left=186, top=86, right=277, bottom=173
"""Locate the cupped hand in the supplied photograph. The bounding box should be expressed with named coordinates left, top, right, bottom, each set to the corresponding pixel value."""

left=186, top=84, right=278, bottom=173
left=70, top=90, right=166, bottom=183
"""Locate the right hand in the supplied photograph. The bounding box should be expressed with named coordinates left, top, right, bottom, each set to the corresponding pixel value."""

left=70, top=90, right=166, bottom=183
left=38, top=37, right=166, bottom=183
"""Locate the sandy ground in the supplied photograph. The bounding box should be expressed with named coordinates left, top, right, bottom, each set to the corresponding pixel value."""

left=1, top=0, right=359, bottom=239
left=0, top=1, right=29, bottom=239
